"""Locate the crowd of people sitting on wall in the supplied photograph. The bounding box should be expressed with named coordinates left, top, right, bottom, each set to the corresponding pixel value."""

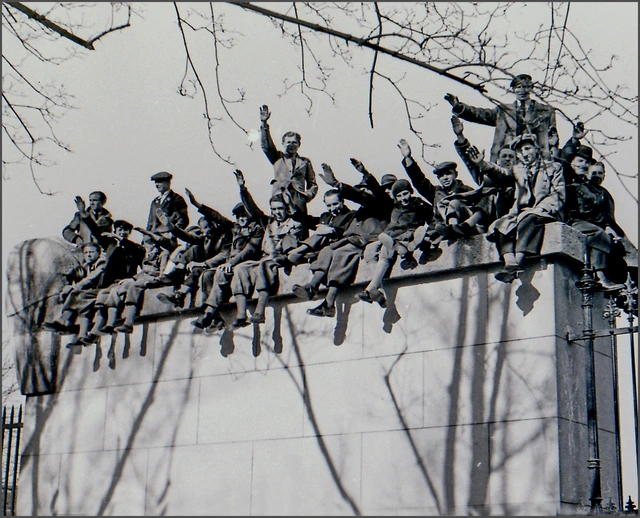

left=42, top=74, right=632, bottom=345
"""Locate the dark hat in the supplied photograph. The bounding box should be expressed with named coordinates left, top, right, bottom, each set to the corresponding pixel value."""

left=510, top=133, right=538, bottom=150
left=567, top=145, right=596, bottom=165
left=433, top=161, right=458, bottom=177
left=391, top=179, right=413, bottom=197
left=380, top=174, right=398, bottom=189
left=510, top=74, right=533, bottom=88
left=113, top=220, right=133, bottom=231
left=150, top=171, right=173, bottom=182
left=232, top=202, right=249, bottom=218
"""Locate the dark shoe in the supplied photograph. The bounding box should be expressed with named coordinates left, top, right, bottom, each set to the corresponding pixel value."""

left=192, top=312, right=214, bottom=329
left=80, top=334, right=98, bottom=346
left=96, top=324, right=115, bottom=335
left=356, top=290, right=374, bottom=304
left=307, top=301, right=336, bottom=318
left=494, top=266, right=523, bottom=284
left=66, top=338, right=84, bottom=348
left=115, top=324, right=134, bottom=334
left=43, top=321, right=70, bottom=334
left=230, top=318, right=250, bottom=330
left=250, top=312, right=266, bottom=324
left=292, top=283, right=317, bottom=301
left=204, top=315, right=227, bottom=334
left=400, top=255, right=418, bottom=270
left=418, top=246, right=442, bottom=264
left=157, top=291, right=186, bottom=309
left=368, top=288, right=387, bottom=308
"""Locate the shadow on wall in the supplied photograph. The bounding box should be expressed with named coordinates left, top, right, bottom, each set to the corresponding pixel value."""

left=9, top=233, right=612, bottom=514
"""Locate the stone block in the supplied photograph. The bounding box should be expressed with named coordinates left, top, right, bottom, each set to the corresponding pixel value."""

left=145, top=443, right=252, bottom=515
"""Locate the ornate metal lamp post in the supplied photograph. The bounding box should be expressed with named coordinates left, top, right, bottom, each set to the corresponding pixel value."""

left=575, top=254, right=603, bottom=514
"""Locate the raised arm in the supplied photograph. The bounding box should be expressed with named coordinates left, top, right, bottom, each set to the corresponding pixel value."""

left=234, top=169, right=269, bottom=226
left=259, top=104, right=281, bottom=165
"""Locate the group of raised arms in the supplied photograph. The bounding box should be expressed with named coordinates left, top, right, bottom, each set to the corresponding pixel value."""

left=43, top=73, right=630, bottom=344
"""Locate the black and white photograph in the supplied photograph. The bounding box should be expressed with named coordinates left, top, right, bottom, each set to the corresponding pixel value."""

left=2, top=2, right=638, bottom=515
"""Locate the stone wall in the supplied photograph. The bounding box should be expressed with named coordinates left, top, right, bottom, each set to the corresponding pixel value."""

left=7, top=224, right=635, bottom=515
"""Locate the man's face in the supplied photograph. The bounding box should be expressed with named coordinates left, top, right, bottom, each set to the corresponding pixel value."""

left=324, top=194, right=344, bottom=217
left=88, top=194, right=104, bottom=212
left=270, top=202, right=288, bottom=222
left=236, top=215, right=250, bottom=228
left=516, top=143, right=538, bottom=165
left=498, top=149, right=516, bottom=168
left=571, top=156, right=591, bottom=177
left=115, top=226, right=131, bottom=240
left=144, top=241, right=158, bottom=258
left=154, top=180, right=171, bottom=194
left=395, top=190, right=412, bottom=207
left=437, top=171, right=457, bottom=190
left=587, top=165, right=605, bottom=186
left=83, top=246, right=100, bottom=263
left=513, top=81, right=533, bottom=102
left=282, top=135, right=300, bottom=156
left=199, top=219, right=213, bottom=234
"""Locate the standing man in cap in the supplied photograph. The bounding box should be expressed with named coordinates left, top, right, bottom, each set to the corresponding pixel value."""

left=444, top=73, right=557, bottom=162
left=466, top=133, right=565, bottom=283
left=259, top=105, right=318, bottom=222
left=147, top=171, right=189, bottom=233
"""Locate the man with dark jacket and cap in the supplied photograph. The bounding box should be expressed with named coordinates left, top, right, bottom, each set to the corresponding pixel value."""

left=466, top=133, right=565, bottom=283
left=191, top=196, right=264, bottom=332
left=398, top=139, right=478, bottom=257
left=444, top=74, right=557, bottom=162
left=565, top=156, right=628, bottom=291
left=291, top=162, right=391, bottom=318
left=357, top=178, right=432, bottom=307
left=147, top=171, right=189, bottom=233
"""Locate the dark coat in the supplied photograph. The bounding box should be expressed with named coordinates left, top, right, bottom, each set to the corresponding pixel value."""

left=146, top=189, right=189, bottom=232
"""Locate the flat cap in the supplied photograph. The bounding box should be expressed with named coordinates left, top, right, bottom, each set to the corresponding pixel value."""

left=113, top=220, right=133, bottom=231
left=232, top=202, right=249, bottom=218
left=510, top=73, right=533, bottom=88
left=510, top=133, right=538, bottom=150
left=151, top=171, right=173, bottom=182
left=433, top=161, right=458, bottom=176
left=380, top=174, right=398, bottom=188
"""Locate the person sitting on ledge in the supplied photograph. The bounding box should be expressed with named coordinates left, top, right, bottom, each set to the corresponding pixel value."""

left=43, top=242, right=107, bottom=344
left=291, top=163, right=388, bottom=317
left=155, top=188, right=234, bottom=310
left=398, top=139, right=478, bottom=257
left=466, top=133, right=565, bottom=283
left=229, top=169, right=304, bottom=329
left=89, top=235, right=170, bottom=335
left=191, top=194, right=264, bottom=333
left=565, top=159, right=628, bottom=292
left=356, top=178, right=432, bottom=307
left=62, top=191, right=113, bottom=246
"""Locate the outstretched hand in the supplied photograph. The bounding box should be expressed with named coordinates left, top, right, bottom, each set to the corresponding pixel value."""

left=319, top=163, right=339, bottom=187
left=349, top=158, right=365, bottom=173
left=573, top=121, right=588, bottom=140
left=185, top=188, right=200, bottom=208
left=74, top=196, right=86, bottom=214
left=466, top=145, right=485, bottom=165
left=397, top=139, right=412, bottom=159
left=444, top=93, right=459, bottom=108
left=232, top=169, right=245, bottom=187
left=259, top=105, right=271, bottom=123
left=451, top=116, right=464, bottom=137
